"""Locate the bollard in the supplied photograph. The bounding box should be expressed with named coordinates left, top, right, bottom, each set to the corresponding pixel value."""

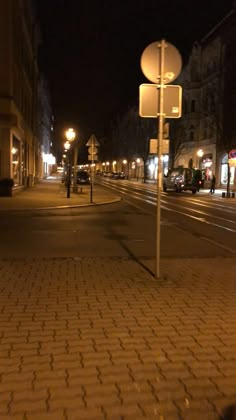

left=222, top=192, right=226, bottom=198
left=232, top=192, right=235, bottom=198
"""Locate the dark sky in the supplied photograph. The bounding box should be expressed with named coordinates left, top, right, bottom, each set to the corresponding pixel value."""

left=36, top=0, right=233, bottom=144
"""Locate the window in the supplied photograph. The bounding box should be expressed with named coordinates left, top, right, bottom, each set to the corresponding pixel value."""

left=221, top=154, right=235, bottom=185
left=190, top=125, right=195, bottom=141
left=191, top=100, right=196, bottom=112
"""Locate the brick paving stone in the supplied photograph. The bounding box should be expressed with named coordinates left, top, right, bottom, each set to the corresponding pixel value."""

left=126, top=370, right=162, bottom=384
left=185, top=385, right=222, bottom=399
left=66, top=407, right=105, bottom=420
left=188, top=366, right=223, bottom=378
left=21, top=362, right=52, bottom=373
left=0, top=256, right=236, bottom=418
left=120, top=392, right=157, bottom=406
left=154, top=387, right=189, bottom=402
left=34, top=377, right=67, bottom=390
left=104, top=404, right=144, bottom=418
left=85, top=394, right=122, bottom=408
left=1, top=372, right=34, bottom=383
left=53, top=359, right=82, bottom=370
left=0, top=402, right=9, bottom=416
left=217, top=346, right=236, bottom=359
left=0, top=357, right=21, bottom=374
left=68, top=376, right=101, bottom=387
left=34, top=370, right=67, bottom=380
left=165, top=349, right=196, bottom=363
left=193, top=350, right=224, bottom=362
left=26, top=411, right=66, bottom=420
left=66, top=366, right=98, bottom=377
left=140, top=400, right=179, bottom=418
left=181, top=377, right=218, bottom=389
left=10, top=399, right=47, bottom=414
left=13, top=389, right=48, bottom=402
left=116, top=381, right=151, bottom=395
left=148, top=378, right=186, bottom=394
left=0, top=382, right=33, bottom=393
left=179, top=411, right=218, bottom=420
left=49, top=397, right=85, bottom=411
left=175, top=397, right=216, bottom=412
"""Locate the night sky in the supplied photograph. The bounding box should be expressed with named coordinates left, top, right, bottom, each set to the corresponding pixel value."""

left=36, top=0, right=233, bottom=146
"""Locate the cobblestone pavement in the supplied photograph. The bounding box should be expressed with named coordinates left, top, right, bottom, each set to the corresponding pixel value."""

left=0, top=256, right=236, bottom=419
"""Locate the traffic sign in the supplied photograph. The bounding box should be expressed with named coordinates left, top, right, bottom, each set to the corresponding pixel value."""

left=149, top=139, right=169, bottom=154
left=88, top=154, right=98, bottom=161
left=140, top=41, right=182, bottom=84
left=86, top=134, right=100, bottom=146
left=139, top=84, right=182, bottom=118
left=88, top=146, right=98, bottom=154
left=229, top=150, right=236, bottom=159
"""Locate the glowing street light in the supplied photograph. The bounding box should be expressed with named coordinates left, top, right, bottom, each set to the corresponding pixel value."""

left=197, top=148, right=204, bottom=170
left=64, top=141, right=70, bottom=151
left=197, top=148, right=204, bottom=157
left=11, top=147, right=18, bottom=155
left=65, top=128, right=76, bottom=142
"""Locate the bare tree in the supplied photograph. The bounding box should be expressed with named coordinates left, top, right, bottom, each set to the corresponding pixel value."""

left=111, top=106, right=156, bottom=182
left=168, top=119, right=187, bottom=168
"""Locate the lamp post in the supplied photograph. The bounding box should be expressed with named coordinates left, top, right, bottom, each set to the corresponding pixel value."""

left=64, top=128, right=76, bottom=198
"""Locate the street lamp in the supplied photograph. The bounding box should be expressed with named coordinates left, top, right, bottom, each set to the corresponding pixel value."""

left=122, top=159, right=127, bottom=176
left=64, top=128, right=76, bottom=198
left=197, top=148, right=204, bottom=169
left=65, top=128, right=76, bottom=143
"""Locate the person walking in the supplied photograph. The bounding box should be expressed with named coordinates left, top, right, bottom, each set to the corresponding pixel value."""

left=210, top=174, right=216, bottom=194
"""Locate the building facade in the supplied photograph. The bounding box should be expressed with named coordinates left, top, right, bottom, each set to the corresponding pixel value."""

left=173, top=4, right=236, bottom=189
left=0, top=0, right=53, bottom=187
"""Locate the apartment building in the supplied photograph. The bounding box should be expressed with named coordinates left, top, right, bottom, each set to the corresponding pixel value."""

left=173, top=3, right=236, bottom=189
left=0, top=0, right=53, bottom=187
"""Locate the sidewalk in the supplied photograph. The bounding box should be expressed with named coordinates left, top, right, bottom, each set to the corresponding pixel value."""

left=1, top=256, right=236, bottom=419
left=0, top=175, right=236, bottom=419
left=0, top=175, right=121, bottom=211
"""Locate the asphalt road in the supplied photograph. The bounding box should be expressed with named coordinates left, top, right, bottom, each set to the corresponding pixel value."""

left=97, top=178, right=236, bottom=258
left=0, top=178, right=235, bottom=276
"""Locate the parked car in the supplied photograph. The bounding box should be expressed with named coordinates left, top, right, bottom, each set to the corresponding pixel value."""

left=103, top=171, right=112, bottom=177
left=111, top=171, right=126, bottom=179
left=163, top=167, right=197, bottom=194
left=76, top=170, right=90, bottom=185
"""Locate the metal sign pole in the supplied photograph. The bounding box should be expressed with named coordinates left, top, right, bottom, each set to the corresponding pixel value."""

left=90, top=140, right=93, bottom=203
left=156, top=40, right=165, bottom=279
left=140, top=39, right=182, bottom=279
left=67, top=148, right=71, bottom=199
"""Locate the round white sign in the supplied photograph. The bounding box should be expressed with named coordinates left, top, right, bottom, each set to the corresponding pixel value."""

left=141, top=40, right=182, bottom=84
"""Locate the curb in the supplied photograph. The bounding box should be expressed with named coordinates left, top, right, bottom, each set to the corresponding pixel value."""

left=0, top=197, right=122, bottom=212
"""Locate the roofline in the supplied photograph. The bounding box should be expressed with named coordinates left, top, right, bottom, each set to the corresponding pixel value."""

left=201, top=9, right=235, bottom=44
